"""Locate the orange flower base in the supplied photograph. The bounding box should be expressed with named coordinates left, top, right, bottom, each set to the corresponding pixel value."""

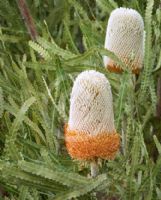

left=64, top=125, right=120, bottom=160
left=106, top=59, right=140, bottom=74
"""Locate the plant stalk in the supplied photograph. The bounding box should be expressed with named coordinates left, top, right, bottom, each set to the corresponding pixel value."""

left=90, top=160, right=99, bottom=178
left=17, top=0, right=38, bottom=40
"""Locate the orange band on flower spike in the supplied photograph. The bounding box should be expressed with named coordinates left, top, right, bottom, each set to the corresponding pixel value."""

left=106, top=59, right=140, bottom=75
left=65, top=125, right=120, bottom=160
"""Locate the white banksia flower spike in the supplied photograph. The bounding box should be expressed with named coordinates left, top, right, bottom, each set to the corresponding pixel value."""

left=104, top=8, right=144, bottom=74
left=65, top=70, right=120, bottom=160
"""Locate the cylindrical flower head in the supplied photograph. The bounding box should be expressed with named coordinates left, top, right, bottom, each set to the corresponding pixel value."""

left=65, top=70, right=120, bottom=160
left=104, top=8, right=144, bottom=74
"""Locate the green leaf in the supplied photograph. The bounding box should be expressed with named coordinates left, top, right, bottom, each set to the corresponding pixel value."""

left=153, top=135, right=161, bottom=154
left=55, top=174, right=107, bottom=200
left=140, top=0, right=154, bottom=99
left=18, top=160, right=93, bottom=187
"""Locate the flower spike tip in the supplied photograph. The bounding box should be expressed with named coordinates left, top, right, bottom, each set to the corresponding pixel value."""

left=104, top=8, right=144, bottom=74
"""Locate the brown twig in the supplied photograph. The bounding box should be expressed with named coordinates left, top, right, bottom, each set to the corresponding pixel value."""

left=0, top=186, right=8, bottom=198
left=156, top=77, right=161, bottom=118
left=17, top=0, right=38, bottom=40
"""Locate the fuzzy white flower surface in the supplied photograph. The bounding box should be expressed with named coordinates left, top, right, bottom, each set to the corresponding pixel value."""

left=104, top=8, right=144, bottom=71
left=68, top=70, right=115, bottom=135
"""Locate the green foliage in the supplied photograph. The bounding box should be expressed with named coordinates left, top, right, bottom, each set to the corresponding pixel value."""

left=140, top=0, right=154, bottom=100
left=0, top=87, right=4, bottom=118
left=0, top=0, right=161, bottom=199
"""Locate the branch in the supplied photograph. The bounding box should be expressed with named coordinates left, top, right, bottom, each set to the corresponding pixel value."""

left=17, top=0, right=38, bottom=40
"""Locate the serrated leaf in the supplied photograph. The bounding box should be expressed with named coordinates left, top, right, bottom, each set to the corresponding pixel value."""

left=55, top=174, right=107, bottom=200
left=18, top=161, right=93, bottom=187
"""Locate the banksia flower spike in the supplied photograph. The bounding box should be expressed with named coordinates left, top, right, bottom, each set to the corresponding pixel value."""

left=65, top=70, right=120, bottom=176
left=104, top=8, right=144, bottom=74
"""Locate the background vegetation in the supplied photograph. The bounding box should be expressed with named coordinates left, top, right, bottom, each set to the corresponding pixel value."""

left=0, top=0, right=161, bottom=199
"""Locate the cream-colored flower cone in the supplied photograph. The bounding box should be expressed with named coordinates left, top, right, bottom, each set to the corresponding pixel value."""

left=65, top=70, right=120, bottom=160
left=69, top=70, right=115, bottom=135
left=104, top=8, right=144, bottom=74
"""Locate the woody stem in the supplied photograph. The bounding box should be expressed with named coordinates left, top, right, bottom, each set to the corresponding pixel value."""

left=17, top=0, right=38, bottom=41
left=90, top=159, right=99, bottom=177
